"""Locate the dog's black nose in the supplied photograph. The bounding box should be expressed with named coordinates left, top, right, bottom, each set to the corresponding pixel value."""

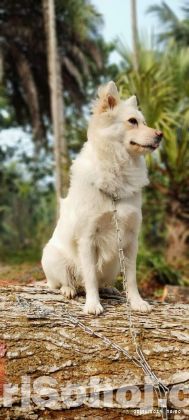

left=155, top=130, right=163, bottom=140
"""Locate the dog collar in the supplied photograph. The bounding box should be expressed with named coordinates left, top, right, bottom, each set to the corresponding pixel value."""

left=91, top=182, right=121, bottom=201
left=99, top=188, right=121, bottom=201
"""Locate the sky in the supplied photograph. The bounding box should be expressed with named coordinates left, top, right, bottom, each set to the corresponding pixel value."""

left=92, top=0, right=184, bottom=63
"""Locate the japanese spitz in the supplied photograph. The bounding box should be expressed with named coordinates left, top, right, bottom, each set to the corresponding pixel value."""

left=42, top=81, right=163, bottom=315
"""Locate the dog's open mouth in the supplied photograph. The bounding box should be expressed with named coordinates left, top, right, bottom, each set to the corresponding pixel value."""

left=130, top=141, right=159, bottom=149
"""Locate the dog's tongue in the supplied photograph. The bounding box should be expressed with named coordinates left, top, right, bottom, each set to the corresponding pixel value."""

left=153, top=144, right=159, bottom=148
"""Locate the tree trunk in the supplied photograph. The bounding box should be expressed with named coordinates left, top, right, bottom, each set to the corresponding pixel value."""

left=131, top=0, right=139, bottom=72
left=166, top=218, right=188, bottom=262
left=43, top=0, right=69, bottom=209
left=150, top=181, right=189, bottom=263
left=0, top=284, right=189, bottom=419
left=166, top=201, right=189, bottom=262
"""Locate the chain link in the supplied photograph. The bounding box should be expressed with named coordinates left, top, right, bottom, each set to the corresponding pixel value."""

left=16, top=196, right=169, bottom=420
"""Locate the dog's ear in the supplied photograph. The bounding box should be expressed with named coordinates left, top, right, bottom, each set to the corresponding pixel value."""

left=125, top=95, right=138, bottom=109
left=92, top=81, right=120, bottom=114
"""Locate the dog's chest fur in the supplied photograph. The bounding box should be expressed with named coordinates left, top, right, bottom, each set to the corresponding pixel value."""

left=94, top=194, right=142, bottom=271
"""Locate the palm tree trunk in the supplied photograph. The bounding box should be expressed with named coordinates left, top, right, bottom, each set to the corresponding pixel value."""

left=43, top=0, right=69, bottom=212
left=131, top=0, right=139, bottom=71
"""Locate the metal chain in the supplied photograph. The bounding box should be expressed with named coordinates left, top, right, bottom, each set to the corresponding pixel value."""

left=112, top=197, right=169, bottom=420
left=16, top=196, right=169, bottom=420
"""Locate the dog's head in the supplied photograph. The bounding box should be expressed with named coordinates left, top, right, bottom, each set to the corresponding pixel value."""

left=89, top=81, right=163, bottom=156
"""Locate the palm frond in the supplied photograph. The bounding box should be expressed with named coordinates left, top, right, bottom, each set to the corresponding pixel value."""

left=147, top=2, right=179, bottom=25
left=147, top=2, right=189, bottom=47
left=66, top=43, right=90, bottom=75
left=83, top=39, right=103, bottom=68
left=10, top=43, right=44, bottom=142
left=0, top=0, right=105, bottom=137
left=62, top=56, right=83, bottom=88
left=116, top=38, right=189, bottom=174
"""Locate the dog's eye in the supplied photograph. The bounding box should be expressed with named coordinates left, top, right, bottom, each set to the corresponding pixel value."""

left=128, top=118, right=138, bottom=125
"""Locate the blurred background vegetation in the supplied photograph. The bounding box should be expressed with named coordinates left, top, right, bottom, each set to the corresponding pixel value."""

left=0, top=0, right=188, bottom=295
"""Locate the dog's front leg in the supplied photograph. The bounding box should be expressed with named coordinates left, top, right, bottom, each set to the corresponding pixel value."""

left=79, top=237, right=103, bottom=316
left=124, top=240, right=152, bottom=313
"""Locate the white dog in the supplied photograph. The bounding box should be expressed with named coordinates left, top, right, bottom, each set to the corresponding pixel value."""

left=42, top=81, right=163, bottom=315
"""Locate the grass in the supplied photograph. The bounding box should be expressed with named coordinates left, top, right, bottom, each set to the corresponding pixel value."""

left=0, top=247, right=42, bottom=265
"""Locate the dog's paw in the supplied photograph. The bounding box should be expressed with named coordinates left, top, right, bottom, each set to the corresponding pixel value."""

left=84, top=301, right=104, bottom=316
left=129, top=297, right=152, bottom=314
left=60, top=286, right=76, bottom=299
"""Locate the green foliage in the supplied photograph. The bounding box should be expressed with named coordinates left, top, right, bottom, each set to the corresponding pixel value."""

left=116, top=33, right=189, bottom=279
left=0, top=85, right=17, bottom=129
left=117, top=38, right=189, bottom=212
left=0, top=0, right=111, bottom=143
left=56, top=0, right=103, bottom=40
left=0, top=0, right=188, bottom=291
left=0, top=0, right=117, bottom=265
left=0, top=248, right=42, bottom=265
left=0, top=146, right=56, bottom=259
left=136, top=251, right=182, bottom=286
left=147, top=2, right=189, bottom=47
left=117, top=38, right=189, bottom=164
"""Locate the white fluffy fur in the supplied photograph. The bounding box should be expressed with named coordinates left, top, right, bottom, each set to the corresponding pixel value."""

left=42, top=81, right=162, bottom=315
